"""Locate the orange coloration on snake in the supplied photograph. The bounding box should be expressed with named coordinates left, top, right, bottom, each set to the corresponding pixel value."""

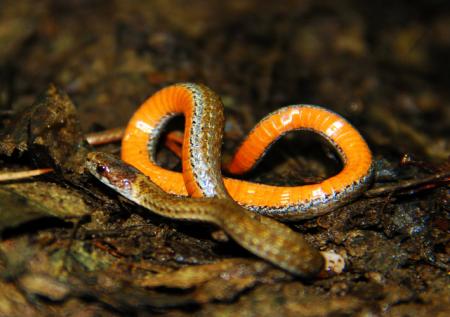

left=87, top=83, right=373, bottom=277
left=121, top=83, right=373, bottom=220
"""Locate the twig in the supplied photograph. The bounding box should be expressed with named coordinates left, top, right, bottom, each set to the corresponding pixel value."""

left=364, top=171, right=450, bottom=197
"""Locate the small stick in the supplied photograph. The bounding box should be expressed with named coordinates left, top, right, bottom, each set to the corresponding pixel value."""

left=0, top=168, right=53, bottom=181
left=0, top=127, right=125, bottom=182
left=364, top=171, right=450, bottom=197
left=85, top=127, right=125, bottom=146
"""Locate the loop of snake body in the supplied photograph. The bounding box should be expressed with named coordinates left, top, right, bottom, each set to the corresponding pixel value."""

left=86, top=83, right=373, bottom=277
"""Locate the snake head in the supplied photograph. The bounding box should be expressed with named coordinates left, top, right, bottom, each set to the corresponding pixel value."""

left=85, top=152, right=136, bottom=197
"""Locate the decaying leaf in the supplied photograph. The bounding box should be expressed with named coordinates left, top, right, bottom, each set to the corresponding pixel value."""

left=0, top=84, right=89, bottom=176
left=135, top=258, right=290, bottom=303
left=18, top=273, right=71, bottom=301
left=0, top=181, right=91, bottom=231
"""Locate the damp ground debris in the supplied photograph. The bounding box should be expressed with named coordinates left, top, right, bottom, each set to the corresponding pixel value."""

left=0, top=1, right=449, bottom=316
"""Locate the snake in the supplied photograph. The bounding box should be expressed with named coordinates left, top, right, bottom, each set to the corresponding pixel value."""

left=86, top=83, right=373, bottom=277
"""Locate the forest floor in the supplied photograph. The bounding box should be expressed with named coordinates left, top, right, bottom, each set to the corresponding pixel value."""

left=0, top=1, right=449, bottom=316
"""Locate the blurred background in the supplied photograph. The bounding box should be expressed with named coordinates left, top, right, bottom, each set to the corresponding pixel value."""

left=1, top=0, right=449, bottom=161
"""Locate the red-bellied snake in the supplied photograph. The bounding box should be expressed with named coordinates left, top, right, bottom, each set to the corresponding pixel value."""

left=86, top=83, right=373, bottom=277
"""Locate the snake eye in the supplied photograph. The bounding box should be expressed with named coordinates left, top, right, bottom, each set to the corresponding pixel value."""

left=96, top=165, right=107, bottom=175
